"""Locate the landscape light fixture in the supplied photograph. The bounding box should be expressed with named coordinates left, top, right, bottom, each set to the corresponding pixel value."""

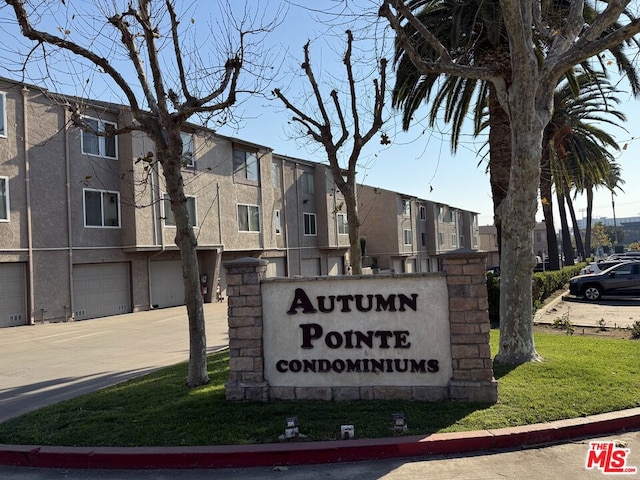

left=392, top=412, right=407, bottom=433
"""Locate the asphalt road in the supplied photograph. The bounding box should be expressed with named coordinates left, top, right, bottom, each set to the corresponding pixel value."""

left=0, top=302, right=230, bottom=423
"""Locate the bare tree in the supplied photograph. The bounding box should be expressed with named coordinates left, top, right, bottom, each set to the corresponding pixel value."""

left=5, top=0, right=274, bottom=386
left=380, top=0, right=640, bottom=364
left=273, top=30, right=386, bottom=274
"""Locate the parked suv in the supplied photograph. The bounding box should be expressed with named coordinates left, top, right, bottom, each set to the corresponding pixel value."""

left=579, top=260, right=624, bottom=275
left=569, top=261, right=640, bottom=301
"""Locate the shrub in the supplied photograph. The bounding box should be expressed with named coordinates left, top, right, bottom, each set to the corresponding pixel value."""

left=488, top=262, right=585, bottom=326
left=630, top=321, right=640, bottom=339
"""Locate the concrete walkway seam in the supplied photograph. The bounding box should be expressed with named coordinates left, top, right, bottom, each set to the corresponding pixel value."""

left=0, top=408, right=639, bottom=470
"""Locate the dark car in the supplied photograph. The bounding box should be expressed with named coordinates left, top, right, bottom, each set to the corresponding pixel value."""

left=569, top=261, right=640, bottom=301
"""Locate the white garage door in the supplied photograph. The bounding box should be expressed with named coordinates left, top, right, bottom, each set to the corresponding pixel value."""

left=0, top=263, right=27, bottom=327
left=328, top=256, right=344, bottom=276
left=150, top=260, right=185, bottom=308
left=266, top=258, right=286, bottom=278
left=73, top=263, right=130, bottom=320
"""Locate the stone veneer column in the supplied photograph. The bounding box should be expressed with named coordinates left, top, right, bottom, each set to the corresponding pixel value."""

left=442, top=249, right=498, bottom=403
left=223, top=257, right=269, bottom=402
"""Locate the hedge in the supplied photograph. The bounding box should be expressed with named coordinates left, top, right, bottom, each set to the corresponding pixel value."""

left=487, top=263, right=585, bottom=326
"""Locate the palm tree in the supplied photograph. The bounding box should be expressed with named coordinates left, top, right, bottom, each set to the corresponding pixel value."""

left=392, top=0, right=640, bottom=258
left=542, top=72, right=625, bottom=265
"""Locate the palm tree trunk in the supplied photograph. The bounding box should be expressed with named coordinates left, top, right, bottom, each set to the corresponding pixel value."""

left=565, top=185, right=585, bottom=260
left=487, top=85, right=512, bottom=255
left=585, top=185, right=594, bottom=258
left=540, top=138, right=559, bottom=270
left=556, top=185, right=575, bottom=266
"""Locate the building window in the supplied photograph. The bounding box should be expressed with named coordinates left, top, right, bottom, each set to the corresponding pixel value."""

left=402, top=199, right=411, bottom=216
left=84, top=188, right=120, bottom=228
left=337, top=213, right=348, bottom=235
left=460, top=235, right=465, bottom=248
left=181, top=132, right=195, bottom=168
left=451, top=233, right=458, bottom=246
left=272, top=161, right=280, bottom=188
left=301, top=171, right=314, bottom=195
left=472, top=234, right=479, bottom=248
left=304, top=212, right=317, bottom=236
left=238, top=204, right=260, bottom=232
left=163, top=194, right=197, bottom=227
left=81, top=117, right=117, bottom=158
left=274, top=209, right=281, bottom=234
left=0, top=92, right=6, bottom=137
left=438, top=232, right=445, bottom=246
left=233, top=148, right=259, bottom=183
left=419, top=205, right=426, bottom=220
left=403, top=229, right=412, bottom=245
left=0, top=176, right=8, bottom=221
left=421, top=232, right=426, bottom=247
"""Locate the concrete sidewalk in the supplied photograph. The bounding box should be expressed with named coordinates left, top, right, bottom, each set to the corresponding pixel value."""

left=534, top=291, right=639, bottom=329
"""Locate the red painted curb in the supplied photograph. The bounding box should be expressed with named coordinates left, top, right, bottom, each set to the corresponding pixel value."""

left=1, top=408, right=639, bottom=469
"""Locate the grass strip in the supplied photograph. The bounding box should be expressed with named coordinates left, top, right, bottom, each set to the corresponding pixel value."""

left=0, top=330, right=638, bottom=447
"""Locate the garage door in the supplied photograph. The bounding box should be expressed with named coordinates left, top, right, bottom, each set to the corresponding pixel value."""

left=73, top=263, right=130, bottom=320
left=301, top=258, right=321, bottom=276
left=266, top=258, right=286, bottom=278
left=150, top=260, right=185, bottom=308
left=0, top=263, right=27, bottom=327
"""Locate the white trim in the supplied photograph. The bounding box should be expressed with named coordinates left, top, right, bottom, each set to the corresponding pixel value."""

left=80, top=115, right=118, bottom=159
left=403, top=228, right=413, bottom=246
left=0, top=176, right=9, bottom=222
left=83, top=188, right=121, bottom=228
left=303, top=212, right=317, bottom=236
left=180, top=132, right=195, bottom=168
left=237, top=203, right=261, bottom=232
left=162, top=193, right=198, bottom=228
left=337, top=212, right=348, bottom=235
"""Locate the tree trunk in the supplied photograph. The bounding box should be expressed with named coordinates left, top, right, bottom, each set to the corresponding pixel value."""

left=565, top=184, right=584, bottom=261
left=161, top=138, right=209, bottom=388
left=539, top=138, right=559, bottom=270
left=346, top=196, right=362, bottom=275
left=584, top=185, right=594, bottom=258
left=494, top=112, right=542, bottom=365
left=556, top=186, right=575, bottom=266
left=487, top=85, right=512, bottom=256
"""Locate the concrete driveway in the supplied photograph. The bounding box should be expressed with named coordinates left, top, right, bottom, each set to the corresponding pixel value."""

left=534, top=291, right=639, bottom=329
left=0, top=302, right=229, bottom=423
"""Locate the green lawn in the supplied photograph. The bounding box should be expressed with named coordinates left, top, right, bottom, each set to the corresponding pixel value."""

left=0, top=330, right=638, bottom=447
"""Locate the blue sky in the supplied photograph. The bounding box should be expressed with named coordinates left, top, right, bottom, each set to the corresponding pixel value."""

left=1, top=0, right=638, bottom=227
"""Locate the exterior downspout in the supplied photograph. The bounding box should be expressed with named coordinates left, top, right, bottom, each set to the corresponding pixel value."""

left=295, top=163, right=302, bottom=274
left=64, top=107, right=74, bottom=321
left=21, top=87, right=35, bottom=325
left=280, top=158, right=290, bottom=276
left=216, top=182, right=222, bottom=245
left=147, top=162, right=165, bottom=309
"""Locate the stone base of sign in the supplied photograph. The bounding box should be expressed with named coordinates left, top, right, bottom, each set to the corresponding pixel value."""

left=224, top=252, right=498, bottom=404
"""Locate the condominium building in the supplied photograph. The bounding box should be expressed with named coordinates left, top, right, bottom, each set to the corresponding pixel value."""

left=0, top=77, right=479, bottom=327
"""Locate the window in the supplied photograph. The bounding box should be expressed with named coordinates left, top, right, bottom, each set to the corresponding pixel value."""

left=419, top=205, right=426, bottom=220
left=0, top=177, right=9, bottom=221
left=337, top=213, right=348, bottom=235
left=303, top=212, right=317, bottom=236
left=421, top=232, right=426, bottom=247
left=181, top=132, right=195, bottom=168
left=451, top=233, right=458, bottom=247
left=438, top=232, right=445, bottom=246
left=0, top=92, right=6, bottom=137
left=272, top=161, right=280, bottom=188
left=163, top=194, right=197, bottom=227
left=301, top=171, right=314, bottom=195
left=84, top=189, right=120, bottom=228
left=238, top=204, right=260, bottom=232
left=81, top=117, right=117, bottom=158
left=403, top=229, right=412, bottom=245
left=402, top=199, right=411, bottom=216
left=274, top=209, right=282, bottom=234
left=233, top=148, right=259, bottom=183
left=460, top=235, right=465, bottom=248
